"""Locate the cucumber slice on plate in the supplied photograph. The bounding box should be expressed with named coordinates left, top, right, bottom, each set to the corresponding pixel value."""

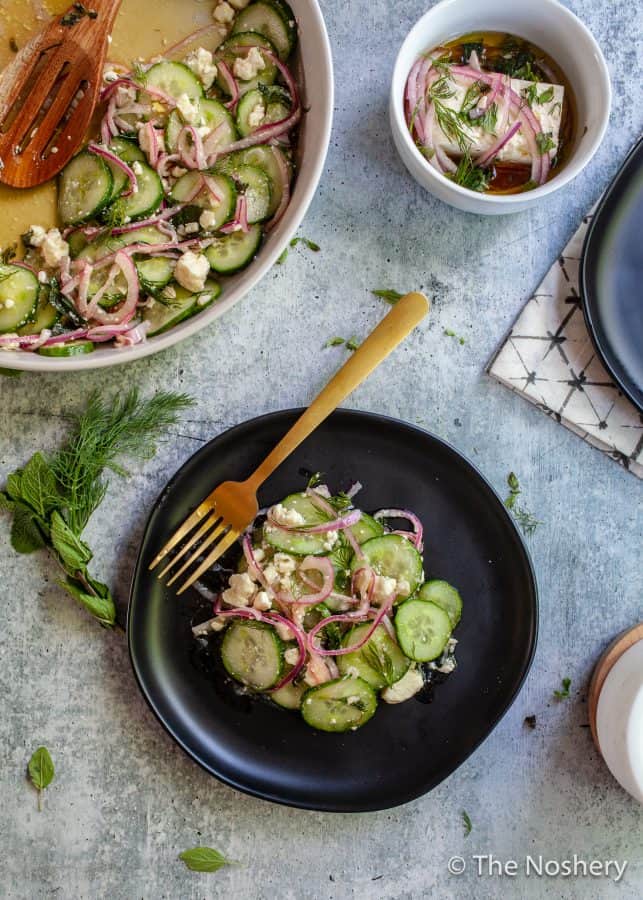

left=216, top=32, right=278, bottom=97
left=232, top=164, right=272, bottom=223
left=38, top=340, right=95, bottom=357
left=263, top=492, right=331, bottom=555
left=301, top=677, right=377, bottom=732
left=349, top=512, right=384, bottom=545
left=394, top=599, right=452, bottom=662
left=0, top=265, right=40, bottom=333
left=417, top=580, right=463, bottom=627
left=118, top=162, right=163, bottom=221
left=232, top=0, right=296, bottom=60
left=270, top=668, right=306, bottom=709
left=221, top=620, right=284, bottom=690
left=144, top=61, right=203, bottom=102
left=205, top=224, right=262, bottom=274
left=135, top=257, right=174, bottom=292
left=110, top=136, right=145, bottom=163
left=170, top=172, right=237, bottom=228
left=236, top=87, right=290, bottom=138
left=337, top=623, right=410, bottom=690
left=76, top=226, right=168, bottom=265
left=165, top=98, right=238, bottom=154
left=143, top=279, right=221, bottom=336
left=350, top=534, right=423, bottom=602
left=58, top=151, right=113, bottom=225
left=17, top=288, right=59, bottom=336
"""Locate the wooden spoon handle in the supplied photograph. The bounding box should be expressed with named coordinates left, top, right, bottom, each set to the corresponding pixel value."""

left=247, top=292, right=430, bottom=490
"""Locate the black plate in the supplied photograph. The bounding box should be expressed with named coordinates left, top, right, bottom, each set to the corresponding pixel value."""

left=581, top=137, right=643, bottom=413
left=128, top=409, right=538, bottom=812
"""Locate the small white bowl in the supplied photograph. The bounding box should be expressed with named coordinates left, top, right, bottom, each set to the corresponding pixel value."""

left=389, top=0, right=611, bottom=214
left=0, top=0, right=333, bottom=371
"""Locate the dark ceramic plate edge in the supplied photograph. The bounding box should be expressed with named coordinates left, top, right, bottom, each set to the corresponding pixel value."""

left=580, top=136, right=643, bottom=413
left=127, top=408, right=539, bottom=812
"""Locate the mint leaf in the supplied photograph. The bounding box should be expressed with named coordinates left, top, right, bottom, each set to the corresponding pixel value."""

left=324, top=337, right=345, bottom=348
left=6, top=471, right=23, bottom=502
left=11, top=504, right=46, bottom=553
left=28, top=745, right=54, bottom=811
left=57, top=577, right=116, bottom=627
left=20, top=452, right=60, bottom=518
left=275, top=248, right=288, bottom=265
left=371, top=289, right=403, bottom=305
left=50, top=511, right=92, bottom=572
left=179, top=847, right=234, bottom=873
left=554, top=677, right=571, bottom=700
left=0, top=491, right=15, bottom=512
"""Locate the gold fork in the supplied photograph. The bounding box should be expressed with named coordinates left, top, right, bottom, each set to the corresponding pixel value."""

left=149, top=291, right=430, bottom=594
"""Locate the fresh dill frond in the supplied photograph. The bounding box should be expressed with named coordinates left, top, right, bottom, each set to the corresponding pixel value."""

left=504, top=472, right=541, bottom=535
left=450, top=154, right=490, bottom=192
left=478, top=102, right=497, bottom=135
left=460, top=81, right=485, bottom=117
left=535, top=132, right=556, bottom=154
left=462, top=810, right=472, bottom=836
left=362, top=643, right=396, bottom=686
left=428, top=75, right=456, bottom=102
left=434, top=100, right=472, bottom=153
left=52, top=389, right=194, bottom=533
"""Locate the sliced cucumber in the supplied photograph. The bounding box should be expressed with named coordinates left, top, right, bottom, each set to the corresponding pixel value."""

left=143, top=278, right=221, bottom=336
left=221, top=620, right=284, bottom=690
left=232, top=1, right=296, bottom=60
left=236, top=87, right=290, bottom=138
left=77, top=226, right=168, bottom=265
left=417, top=580, right=463, bottom=628
left=17, top=288, right=59, bottom=336
left=118, top=162, right=163, bottom=221
left=144, top=61, right=203, bottom=102
left=38, top=340, right=95, bottom=357
left=205, top=224, right=262, bottom=274
left=263, top=493, right=330, bottom=555
left=67, top=230, right=89, bottom=258
left=136, top=256, right=174, bottom=292
left=170, top=172, right=237, bottom=229
left=165, top=98, right=237, bottom=154
left=0, top=265, right=39, bottom=333
left=233, top=164, right=271, bottom=223
left=270, top=670, right=306, bottom=709
left=394, top=599, right=452, bottom=663
left=337, top=624, right=410, bottom=690
left=301, top=677, right=377, bottom=732
left=105, top=160, right=129, bottom=203
left=58, top=152, right=113, bottom=225
left=216, top=145, right=290, bottom=218
left=350, top=534, right=423, bottom=602
left=110, top=136, right=145, bottom=163
left=349, top=513, right=384, bottom=545
left=216, top=32, right=278, bottom=97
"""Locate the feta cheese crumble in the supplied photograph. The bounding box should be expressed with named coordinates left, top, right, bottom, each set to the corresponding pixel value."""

left=30, top=228, right=70, bottom=268
left=174, top=251, right=210, bottom=292
left=382, top=666, right=425, bottom=704
left=270, top=503, right=305, bottom=528
left=221, top=571, right=256, bottom=608
left=176, top=93, right=202, bottom=126
left=247, top=102, right=266, bottom=129
left=232, top=46, right=266, bottom=82
left=186, top=47, right=218, bottom=91
left=213, top=1, right=235, bottom=24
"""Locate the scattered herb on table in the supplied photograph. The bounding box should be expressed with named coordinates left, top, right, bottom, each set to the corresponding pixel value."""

left=444, top=328, right=466, bottom=345
left=323, top=336, right=359, bottom=351
left=371, top=289, right=404, bottom=305
left=554, top=677, right=571, bottom=700
left=524, top=715, right=537, bottom=730
left=346, top=337, right=360, bottom=352
left=179, top=847, right=235, bottom=873
left=276, top=236, right=320, bottom=265
left=504, top=472, right=540, bottom=536
left=462, top=810, right=472, bottom=836
left=0, top=389, right=194, bottom=628
left=27, top=746, right=55, bottom=811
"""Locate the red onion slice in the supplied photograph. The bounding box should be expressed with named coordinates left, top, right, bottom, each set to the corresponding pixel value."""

left=476, top=120, right=522, bottom=167
left=307, top=599, right=393, bottom=657
left=87, top=142, right=138, bottom=196
left=374, top=508, right=424, bottom=550
left=293, top=556, right=334, bottom=606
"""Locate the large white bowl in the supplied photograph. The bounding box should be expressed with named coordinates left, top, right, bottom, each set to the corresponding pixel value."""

left=390, top=0, right=611, bottom=215
left=2, top=0, right=333, bottom=371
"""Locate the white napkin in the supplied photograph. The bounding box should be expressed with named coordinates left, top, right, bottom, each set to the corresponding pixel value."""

left=488, top=211, right=643, bottom=479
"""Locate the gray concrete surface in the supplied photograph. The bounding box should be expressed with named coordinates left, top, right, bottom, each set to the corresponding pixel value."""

left=1, top=1, right=642, bottom=897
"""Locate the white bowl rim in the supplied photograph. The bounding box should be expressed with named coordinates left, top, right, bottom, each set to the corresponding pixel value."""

left=390, top=0, right=612, bottom=207
left=1, top=0, right=334, bottom=372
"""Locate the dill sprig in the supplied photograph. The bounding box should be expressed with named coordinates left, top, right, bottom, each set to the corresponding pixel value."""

left=450, top=154, right=490, bottom=192
left=53, top=389, right=194, bottom=533
left=504, top=472, right=541, bottom=536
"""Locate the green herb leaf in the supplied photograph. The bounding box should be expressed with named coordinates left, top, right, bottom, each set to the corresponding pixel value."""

left=19, top=453, right=60, bottom=518
left=507, top=472, right=520, bottom=493
left=50, top=511, right=92, bottom=572
left=521, top=83, right=538, bottom=106
left=462, top=810, right=472, bottom=836
left=179, top=847, right=234, bottom=873
left=450, top=153, right=490, bottom=193
left=306, top=472, right=323, bottom=489
left=289, top=236, right=320, bottom=252
left=361, top=643, right=396, bottom=686
left=371, top=289, right=403, bottom=305
left=324, top=337, right=345, bottom=348
left=478, top=102, right=497, bottom=135
left=444, top=328, right=466, bottom=345
left=275, top=248, right=288, bottom=265
left=28, top=746, right=54, bottom=810
left=535, top=132, right=556, bottom=155
left=538, top=86, right=554, bottom=104
left=554, top=677, right=571, bottom=700
left=11, top=504, right=46, bottom=554
left=346, top=337, right=360, bottom=352
left=57, top=577, right=116, bottom=628
left=504, top=472, right=540, bottom=534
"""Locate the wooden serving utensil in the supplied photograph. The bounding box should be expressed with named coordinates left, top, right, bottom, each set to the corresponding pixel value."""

left=0, top=0, right=122, bottom=189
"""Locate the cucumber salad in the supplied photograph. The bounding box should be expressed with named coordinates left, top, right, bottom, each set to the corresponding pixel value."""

left=193, top=482, right=463, bottom=733
left=0, top=0, right=299, bottom=357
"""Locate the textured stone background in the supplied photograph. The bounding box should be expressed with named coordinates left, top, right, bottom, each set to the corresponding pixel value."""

left=1, top=1, right=642, bottom=898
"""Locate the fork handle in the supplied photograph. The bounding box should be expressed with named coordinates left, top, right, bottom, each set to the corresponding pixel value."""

left=246, top=291, right=430, bottom=491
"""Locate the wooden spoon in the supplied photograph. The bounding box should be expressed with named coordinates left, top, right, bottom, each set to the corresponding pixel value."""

left=0, top=0, right=122, bottom=189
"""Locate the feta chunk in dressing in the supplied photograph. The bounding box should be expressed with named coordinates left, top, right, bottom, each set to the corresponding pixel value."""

left=174, top=251, right=210, bottom=293
left=233, top=46, right=266, bottom=82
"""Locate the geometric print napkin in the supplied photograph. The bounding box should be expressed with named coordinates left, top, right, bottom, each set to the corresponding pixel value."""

left=488, top=211, right=643, bottom=479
